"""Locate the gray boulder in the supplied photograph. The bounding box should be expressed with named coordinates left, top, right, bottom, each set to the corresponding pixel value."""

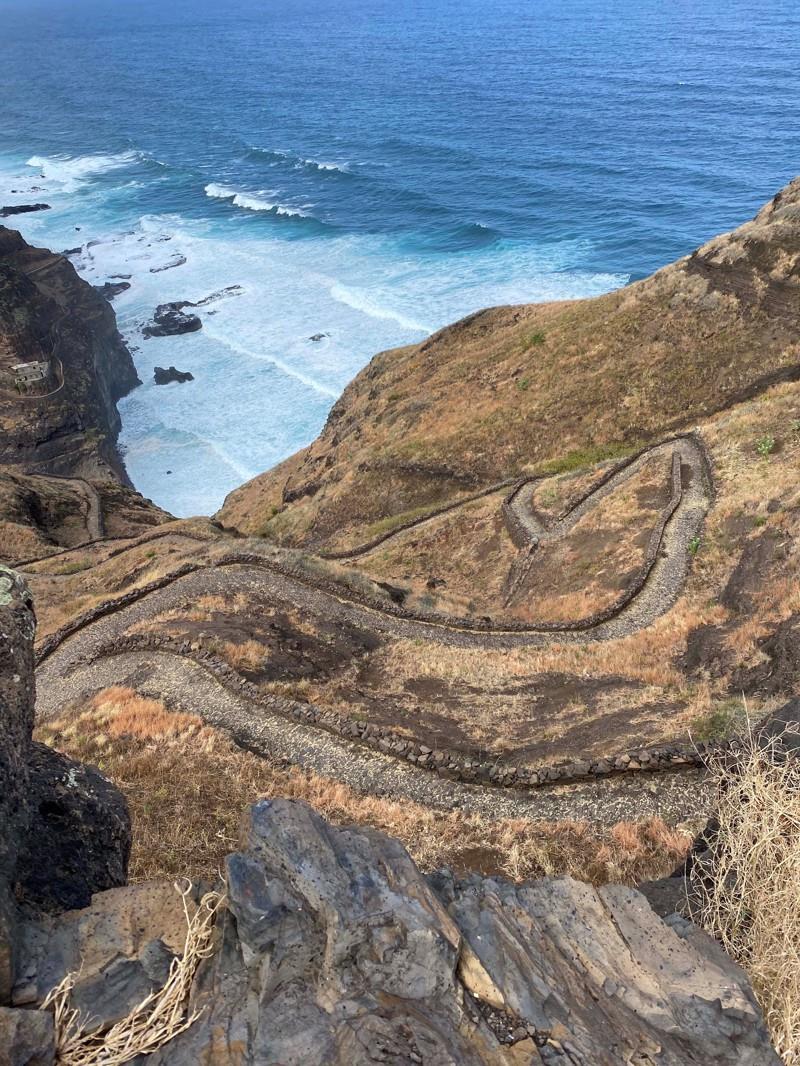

left=142, top=800, right=778, bottom=1065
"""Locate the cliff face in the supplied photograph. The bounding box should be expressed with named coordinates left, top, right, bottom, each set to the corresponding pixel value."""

left=219, top=176, right=800, bottom=548
left=0, top=226, right=140, bottom=481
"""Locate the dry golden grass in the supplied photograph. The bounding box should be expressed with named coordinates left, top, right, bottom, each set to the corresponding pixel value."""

left=36, top=687, right=691, bottom=887
left=222, top=639, right=266, bottom=672
left=692, top=726, right=800, bottom=1064
left=220, top=180, right=800, bottom=550
left=44, top=882, right=222, bottom=1066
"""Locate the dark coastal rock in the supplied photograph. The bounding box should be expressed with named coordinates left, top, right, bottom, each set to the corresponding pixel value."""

left=143, top=306, right=202, bottom=338
left=143, top=287, right=243, bottom=338
left=16, top=743, right=131, bottom=913
left=0, top=1006, right=54, bottom=1065
left=308, top=332, right=329, bottom=341
left=0, top=225, right=141, bottom=478
left=0, top=204, right=51, bottom=218
left=153, top=365, right=194, bottom=385
left=149, top=254, right=187, bottom=273
left=94, top=280, right=131, bottom=301
left=0, top=569, right=130, bottom=1001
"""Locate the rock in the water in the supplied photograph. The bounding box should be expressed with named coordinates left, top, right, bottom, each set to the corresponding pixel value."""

left=149, top=254, right=187, bottom=273
left=143, top=305, right=202, bottom=338
left=0, top=204, right=50, bottom=218
left=94, top=281, right=131, bottom=301
left=0, top=1006, right=54, bottom=1065
left=153, top=365, right=194, bottom=385
left=308, top=332, right=329, bottom=341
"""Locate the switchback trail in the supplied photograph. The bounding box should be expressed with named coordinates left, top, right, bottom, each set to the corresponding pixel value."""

left=33, top=436, right=714, bottom=820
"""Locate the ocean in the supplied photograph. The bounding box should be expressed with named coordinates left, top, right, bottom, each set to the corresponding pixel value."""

left=1, top=0, right=798, bottom=516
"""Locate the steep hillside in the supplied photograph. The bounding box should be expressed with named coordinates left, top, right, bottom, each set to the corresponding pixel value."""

left=0, top=226, right=169, bottom=563
left=0, top=226, right=140, bottom=480
left=219, top=177, right=800, bottom=549
left=0, top=579, right=780, bottom=1065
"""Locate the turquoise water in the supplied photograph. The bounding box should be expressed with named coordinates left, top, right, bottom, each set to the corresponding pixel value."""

left=1, top=0, right=798, bottom=514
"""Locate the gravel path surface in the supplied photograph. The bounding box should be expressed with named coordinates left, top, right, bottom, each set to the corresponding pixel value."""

left=37, top=648, right=712, bottom=825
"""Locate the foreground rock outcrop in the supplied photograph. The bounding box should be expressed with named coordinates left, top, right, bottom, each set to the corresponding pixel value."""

left=0, top=567, right=130, bottom=997
left=6, top=798, right=779, bottom=1065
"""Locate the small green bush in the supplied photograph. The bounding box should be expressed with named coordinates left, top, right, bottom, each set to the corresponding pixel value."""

left=527, top=331, right=546, bottom=347
left=688, top=535, right=702, bottom=556
left=693, top=698, right=748, bottom=741
left=756, top=434, right=776, bottom=457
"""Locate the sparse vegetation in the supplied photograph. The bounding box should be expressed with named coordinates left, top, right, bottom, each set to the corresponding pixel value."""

left=36, top=687, right=691, bottom=887
left=756, top=433, right=776, bottom=457
left=692, top=728, right=800, bottom=1063
left=538, top=440, right=639, bottom=477
left=691, top=698, right=748, bottom=741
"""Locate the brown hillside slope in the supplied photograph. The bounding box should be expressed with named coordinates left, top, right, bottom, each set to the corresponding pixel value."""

left=219, top=176, right=800, bottom=548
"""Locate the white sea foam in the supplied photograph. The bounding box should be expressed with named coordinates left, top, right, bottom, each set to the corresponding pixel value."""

left=25, top=151, right=140, bottom=193
left=329, top=283, right=431, bottom=334
left=202, top=328, right=339, bottom=399
left=2, top=155, right=627, bottom=516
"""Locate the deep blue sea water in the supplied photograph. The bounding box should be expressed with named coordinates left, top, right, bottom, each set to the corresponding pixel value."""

left=1, top=0, right=798, bottom=515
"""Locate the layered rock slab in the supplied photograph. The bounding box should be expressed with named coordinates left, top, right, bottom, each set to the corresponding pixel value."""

left=94, top=799, right=774, bottom=1065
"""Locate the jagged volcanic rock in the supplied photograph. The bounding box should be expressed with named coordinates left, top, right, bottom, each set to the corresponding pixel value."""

left=143, top=305, right=202, bottom=338
left=0, top=205, right=50, bottom=218
left=153, top=365, right=194, bottom=384
left=93, top=280, right=131, bottom=301
left=0, top=568, right=130, bottom=1005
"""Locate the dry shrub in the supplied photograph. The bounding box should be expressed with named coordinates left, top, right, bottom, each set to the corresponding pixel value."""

left=691, top=729, right=800, bottom=1063
left=43, top=882, right=222, bottom=1065
left=222, top=639, right=266, bottom=672
left=93, top=686, right=203, bottom=740
left=36, top=688, right=691, bottom=887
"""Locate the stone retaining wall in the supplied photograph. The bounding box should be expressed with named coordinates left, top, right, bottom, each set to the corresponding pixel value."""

left=33, top=434, right=713, bottom=663
left=320, top=477, right=519, bottom=560
left=76, top=632, right=716, bottom=792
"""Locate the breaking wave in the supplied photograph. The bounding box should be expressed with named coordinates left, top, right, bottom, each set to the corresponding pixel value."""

left=204, top=182, right=313, bottom=217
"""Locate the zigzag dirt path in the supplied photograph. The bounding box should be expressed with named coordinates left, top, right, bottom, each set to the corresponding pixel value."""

left=33, top=436, right=714, bottom=820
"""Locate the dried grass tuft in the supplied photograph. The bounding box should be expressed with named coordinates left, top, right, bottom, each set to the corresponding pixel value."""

left=42, top=882, right=223, bottom=1065
left=691, top=724, right=800, bottom=1063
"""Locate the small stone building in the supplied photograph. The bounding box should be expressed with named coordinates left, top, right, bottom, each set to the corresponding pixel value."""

left=12, top=361, right=50, bottom=388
